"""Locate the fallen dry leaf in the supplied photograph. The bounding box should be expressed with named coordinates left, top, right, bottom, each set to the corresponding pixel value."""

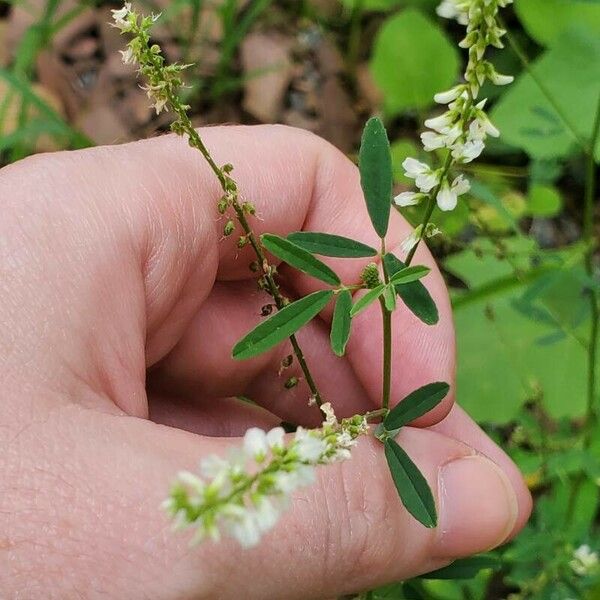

left=241, top=32, right=294, bottom=123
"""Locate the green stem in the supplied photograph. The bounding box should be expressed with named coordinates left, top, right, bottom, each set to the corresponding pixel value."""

left=380, top=300, right=392, bottom=410
left=583, top=93, right=600, bottom=446
left=500, top=18, right=591, bottom=155
left=404, top=152, right=454, bottom=266
left=145, top=52, right=326, bottom=410
left=565, top=93, right=600, bottom=526
left=380, top=238, right=392, bottom=410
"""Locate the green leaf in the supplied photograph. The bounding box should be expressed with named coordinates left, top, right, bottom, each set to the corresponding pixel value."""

left=491, top=30, right=600, bottom=161
left=232, top=290, right=334, bottom=360
left=446, top=239, right=588, bottom=423
left=261, top=234, right=340, bottom=286
left=359, top=117, right=393, bottom=238
left=515, top=0, right=600, bottom=47
left=384, top=382, right=450, bottom=430
left=384, top=439, right=437, bottom=528
left=350, top=284, right=386, bottom=317
left=419, top=555, right=500, bottom=580
left=527, top=184, right=563, bottom=217
left=369, top=8, right=460, bottom=115
left=287, top=232, right=377, bottom=258
left=389, top=265, right=431, bottom=286
left=330, top=290, right=353, bottom=356
left=383, top=285, right=397, bottom=311
left=383, top=253, right=439, bottom=325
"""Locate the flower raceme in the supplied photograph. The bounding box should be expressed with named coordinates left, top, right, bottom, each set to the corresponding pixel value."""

left=394, top=0, right=514, bottom=252
left=162, top=404, right=368, bottom=548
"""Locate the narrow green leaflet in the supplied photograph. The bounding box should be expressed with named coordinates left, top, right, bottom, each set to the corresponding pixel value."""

left=261, top=234, right=340, bottom=286
left=389, top=265, right=431, bottom=286
left=383, top=253, right=439, bottom=325
left=383, top=285, right=397, bottom=311
left=232, top=290, right=334, bottom=360
left=359, top=117, right=393, bottom=238
left=384, top=439, right=437, bottom=528
left=419, top=555, right=500, bottom=580
left=384, top=382, right=450, bottom=430
left=350, top=284, right=386, bottom=317
left=330, top=290, right=353, bottom=356
left=287, top=232, right=378, bottom=258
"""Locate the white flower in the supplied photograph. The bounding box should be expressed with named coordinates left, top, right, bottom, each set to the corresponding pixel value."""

left=253, top=498, right=280, bottom=532
left=119, top=46, right=136, bottom=65
left=402, top=158, right=439, bottom=193
left=111, top=3, right=133, bottom=31
left=295, top=428, right=327, bottom=462
left=436, top=174, right=470, bottom=211
left=394, top=191, right=424, bottom=207
left=434, top=86, right=462, bottom=104
left=321, top=402, right=338, bottom=427
left=401, top=225, right=423, bottom=254
left=570, top=545, right=599, bottom=576
left=223, top=505, right=261, bottom=548
left=421, top=131, right=446, bottom=151
left=436, top=0, right=468, bottom=25
left=424, top=112, right=454, bottom=132
left=266, top=426, right=285, bottom=450
left=471, top=112, right=500, bottom=139
left=244, top=428, right=268, bottom=461
left=177, top=470, right=205, bottom=496
left=424, top=223, right=442, bottom=239
left=452, top=139, right=485, bottom=163
left=489, top=71, right=514, bottom=86
left=273, top=465, right=315, bottom=494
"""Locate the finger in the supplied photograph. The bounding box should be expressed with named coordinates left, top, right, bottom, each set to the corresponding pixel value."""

left=148, top=394, right=282, bottom=437
left=428, top=404, right=532, bottom=539
left=2, top=126, right=450, bottom=425
left=148, top=280, right=369, bottom=426
left=2, top=409, right=525, bottom=599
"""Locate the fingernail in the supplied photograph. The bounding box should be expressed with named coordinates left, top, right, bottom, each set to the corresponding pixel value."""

left=437, top=454, right=518, bottom=557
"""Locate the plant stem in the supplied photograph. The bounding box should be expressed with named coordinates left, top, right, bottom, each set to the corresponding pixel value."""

left=500, top=18, right=591, bottom=155
left=404, top=152, right=454, bottom=266
left=380, top=239, right=392, bottom=410
left=583, top=93, right=600, bottom=445
left=379, top=300, right=392, bottom=410
left=151, top=64, right=325, bottom=409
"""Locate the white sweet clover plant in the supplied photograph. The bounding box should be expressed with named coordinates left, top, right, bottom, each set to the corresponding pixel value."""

left=163, top=405, right=367, bottom=547
left=395, top=0, right=514, bottom=256
left=111, top=0, right=513, bottom=550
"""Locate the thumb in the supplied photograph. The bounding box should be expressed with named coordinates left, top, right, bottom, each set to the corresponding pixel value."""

left=1, top=404, right=525, bottom=599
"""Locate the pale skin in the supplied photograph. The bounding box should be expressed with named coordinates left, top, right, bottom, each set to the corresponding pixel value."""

left=0, top=125, right=532, bottom=599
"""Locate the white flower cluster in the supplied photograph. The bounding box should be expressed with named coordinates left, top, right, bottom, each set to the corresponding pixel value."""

left=395, top=0, right=514, bottom=222
left=570, top=544, right=599, bottom=577
left=111, top=3, right=188, bottom=115
left=162, top=403, right=368, bottom=548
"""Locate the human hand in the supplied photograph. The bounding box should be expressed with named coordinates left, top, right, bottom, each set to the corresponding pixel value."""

left=0, top=125, right=531, bottom=599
